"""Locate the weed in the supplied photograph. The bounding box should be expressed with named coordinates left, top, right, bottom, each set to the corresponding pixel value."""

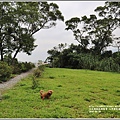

left=49, top=76, right=55, bottom=79
left=57, top=85, right=62, bottom=87
left=116, top=90, right=120, bottom=92
left=100, top=88, right=108, bottom=91
left=84, top=98, right=91, bottom=102
left=31, top=75, right=39, bottom=89
left=33, top=69, right=41, bottom=78
left=2, top=94, right=10, bottom=99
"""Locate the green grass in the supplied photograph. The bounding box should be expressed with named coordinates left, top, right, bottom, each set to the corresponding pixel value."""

left=0, top=68, right=120, bottom=118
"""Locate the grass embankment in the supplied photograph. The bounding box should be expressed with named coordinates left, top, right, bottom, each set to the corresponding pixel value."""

left=0, top=68, right=120, bottom=118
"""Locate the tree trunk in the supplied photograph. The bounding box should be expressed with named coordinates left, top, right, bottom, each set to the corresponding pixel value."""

left=11, top=47, right=20, bottom=65
left=0, top=49, right=3, bottom=61
left=0, top=42, right=4, bottom=61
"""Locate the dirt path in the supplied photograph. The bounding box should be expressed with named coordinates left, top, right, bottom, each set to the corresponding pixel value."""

left=0, top=68, right=36, bottom=94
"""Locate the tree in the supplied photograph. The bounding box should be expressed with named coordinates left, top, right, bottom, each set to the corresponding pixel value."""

left=95, top=2, right=120, bottom=29
left=47, top=43, right=67, bottom=67
left=94, top=2, right=120, bottom=52
left=65, top=2, right=120, bottom=55
left=58, top=43, right=67, bottom=52
left=65, top=15, right=113, bottom=55
left=0, top=2, right=64, bottom=64
left=65, top=17, right=90, bottom=49
left=83, top=15, right=113, bottom=54
left=0, top=3, right=13, bottom=61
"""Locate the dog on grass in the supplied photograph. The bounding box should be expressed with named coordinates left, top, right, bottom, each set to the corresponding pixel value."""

left=40, top=90, right=53, bottom=100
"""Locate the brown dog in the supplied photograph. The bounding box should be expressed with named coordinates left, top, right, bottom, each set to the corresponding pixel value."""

left=40, top=90, right=53, bottom=100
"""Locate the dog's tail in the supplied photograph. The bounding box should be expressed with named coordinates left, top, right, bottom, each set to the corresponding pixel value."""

left=40, top=90, right=44, bottom=95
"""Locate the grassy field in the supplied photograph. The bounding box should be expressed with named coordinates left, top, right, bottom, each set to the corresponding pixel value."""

left=0, top=67, right=120, bottom=118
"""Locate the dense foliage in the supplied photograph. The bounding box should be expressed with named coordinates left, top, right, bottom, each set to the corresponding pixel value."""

left=65, top=2, right=120, bottom=55
left=12, top=61, right=35, bottom=74
left=0, top=61, right=12, bottom=82
left=0, top=2, right=64, bottom=63
left=0, top=60, right=35, bottom=82
left=47, top=43, right=120, bottom=72
left=47, top=2, right=120, bottom=72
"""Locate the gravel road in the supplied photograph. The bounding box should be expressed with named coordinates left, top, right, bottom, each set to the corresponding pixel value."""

left=0, top=68, right=36, bottom=94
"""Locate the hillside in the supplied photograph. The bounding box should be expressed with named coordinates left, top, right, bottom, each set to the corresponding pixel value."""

left=0, top=68, right=120, bottom=118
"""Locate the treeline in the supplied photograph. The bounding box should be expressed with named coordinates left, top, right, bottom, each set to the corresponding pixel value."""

left=47, top=2, right=120, bottom=73
left=47, top=43, right=120, bottom=72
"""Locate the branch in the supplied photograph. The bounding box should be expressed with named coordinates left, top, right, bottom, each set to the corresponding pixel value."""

left=31, top=20, right=48, bottom=35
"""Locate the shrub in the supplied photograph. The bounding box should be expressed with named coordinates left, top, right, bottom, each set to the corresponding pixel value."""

left=12, top=61, right=35, bottom=74
left=19, top=63, right=27, bottom=72
left=31, top=75, right=39, bottom=89
left=97, top=57, right=120, bottom=72
left=31, top=68, right=42, bottom=89
left=23, top=62, right=35, bottom=72
left=12, top=65, right=21, bottom=74
left=38, top=65, right=45, bottom=71
left=0, top=61, right=13, bottom=82
left=33, top=68, right=41, bottom=78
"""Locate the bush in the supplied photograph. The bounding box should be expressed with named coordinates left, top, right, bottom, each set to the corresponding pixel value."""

left=0, top=61, right=13, bottom=82
left=38, top=65, right=45, bottom=71
left=55, top=52, right=120, bottom=73
left=96, top=57, right=120, bottom=72
left=31, top=75, right=39, bottom=89
left=12, top=61, right=35, bottom=74
left=12, top=66, right=21, bottom=74
left=31, top=68, right=42, bottom=89
left=33, top=68, right=41, bottom=78
left=23, top=62, right=35, bottom=72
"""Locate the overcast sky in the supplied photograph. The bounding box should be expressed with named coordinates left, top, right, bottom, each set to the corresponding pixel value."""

left=17, top=1, right=118, bottom=63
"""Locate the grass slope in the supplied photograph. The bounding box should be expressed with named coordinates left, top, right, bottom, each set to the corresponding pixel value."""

left=0, top=68, right=120, bottom=118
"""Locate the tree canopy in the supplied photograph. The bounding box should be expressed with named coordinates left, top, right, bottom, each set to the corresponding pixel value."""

left=65, top=2, right=120, bottom=55
left=0, top=2, right=64, bottom=64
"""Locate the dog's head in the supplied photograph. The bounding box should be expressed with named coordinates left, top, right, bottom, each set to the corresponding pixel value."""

left=48, top=90, right=53, bottom=95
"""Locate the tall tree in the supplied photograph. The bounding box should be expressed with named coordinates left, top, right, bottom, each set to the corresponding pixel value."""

left=0, top=2, right=13, bottom=61
left=94, top=2, right=120, bottom=54
left=65, top=17, right=90, bottom=49
left=95, top=2, right=120, bottom=29
left=0, top=2, right=64, bottom=63
left=65, top=2, right=120, bottom=55
left=82, top=15, right=113, bottom=54
left=65, top=15, right=113, bottom=55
